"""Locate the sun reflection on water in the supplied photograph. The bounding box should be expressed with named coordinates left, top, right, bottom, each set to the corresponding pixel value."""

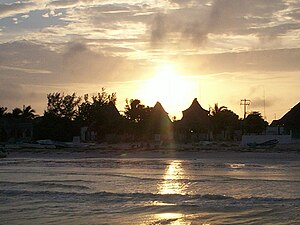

left=158, top=160, right=188, bottom=195
left=149, top=161, right=212, bottom=224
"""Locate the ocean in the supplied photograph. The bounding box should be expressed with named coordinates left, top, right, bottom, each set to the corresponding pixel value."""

left=0, top=151, right=299, bottom=224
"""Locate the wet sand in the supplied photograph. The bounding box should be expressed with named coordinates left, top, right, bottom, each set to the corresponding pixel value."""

left=4, top=141, right=300, bottom=160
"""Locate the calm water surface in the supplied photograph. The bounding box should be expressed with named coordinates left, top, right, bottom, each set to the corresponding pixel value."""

left=0, top=151, right=299, bottom=224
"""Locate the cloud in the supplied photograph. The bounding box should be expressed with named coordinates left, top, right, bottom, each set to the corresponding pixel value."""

left=0, top=41, right=61, bottom=83
left=47, top=0, right=82, bottom=8
left=62, top=41, right=148, bottom=83
left=148, top=0, right=300, bottom=47
left=0, top=40, right=152, bottom=113
left=151, top=13, right=167, bottom=45
left=250, top=97, right=275, bottom=108
left=0, top=65, right=52, bottom=74
left=0, top=79, right=47, bottom=114
left=0, top=2, right=36, bottom=18
left=0, top=80, right=24, bottom=101
left=176, top=48, right=300, bottom=74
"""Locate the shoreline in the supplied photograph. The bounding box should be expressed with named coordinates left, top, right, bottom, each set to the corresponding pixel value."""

left=3, top=142, right=300, bottom=159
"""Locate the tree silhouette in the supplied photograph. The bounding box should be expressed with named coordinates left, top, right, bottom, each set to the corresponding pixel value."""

left=11, top=107, right=23, bottom=118
left=0, top=106, right=7, bottom=117
left=210, top=103, right=240, bottom=139
left=46, top=92, right=81, bottom=120
left=22, top=105, right=36, bottom=119
left=78, top=89, right=117, bottom=124
left=124, top=99, right=153, bottom=138
left=77, top=94, right=93, bottom=122
left=244, top=111, right=268, bottom=134
left=210, top=103, right=227, bottom=117
left=125, top=99, right=146, bottom=123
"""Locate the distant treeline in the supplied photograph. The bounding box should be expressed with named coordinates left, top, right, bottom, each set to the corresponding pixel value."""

left=0, top=88, right=268, bottom=142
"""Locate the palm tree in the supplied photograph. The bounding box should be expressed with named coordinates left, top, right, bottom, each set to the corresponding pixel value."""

left=22, top=105, right=36, bottom=119
left=11, top=107, right=23, bottom=118
left=209, top=103, right=240, bottom=140
left=0, top=106, right=7, bottom=117
left=210, top=103, right=227, bottom=116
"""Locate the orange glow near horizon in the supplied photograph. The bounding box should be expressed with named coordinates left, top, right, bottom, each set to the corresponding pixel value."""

left=138, top=63, right=199, bottom=119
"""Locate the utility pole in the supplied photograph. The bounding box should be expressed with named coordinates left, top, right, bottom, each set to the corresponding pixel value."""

left=240, top=99, right=250, bottom=119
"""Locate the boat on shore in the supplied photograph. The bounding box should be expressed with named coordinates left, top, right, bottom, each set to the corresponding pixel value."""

left=247, top=139, right=279, bottom=149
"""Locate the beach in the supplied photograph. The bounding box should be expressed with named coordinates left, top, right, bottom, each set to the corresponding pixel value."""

left=1, top=144, right=300, bottom=224
left=4, top=141, right=300, bottom=159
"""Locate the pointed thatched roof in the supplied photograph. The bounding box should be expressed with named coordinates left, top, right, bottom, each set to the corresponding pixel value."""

left=178, top=98, right=210, bottom=132
left=106, top=101, right=121, bottom=118
left=148, top=102, right=172, bottom=134
left=271, top=102, right=300, bottom=128
left=182, top=98, right=209, bottom=120
left=153, top=102, right=169, bottom=116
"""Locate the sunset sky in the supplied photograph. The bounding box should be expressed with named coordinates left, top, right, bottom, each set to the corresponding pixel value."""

left=0, top=0, right=299, bottom=121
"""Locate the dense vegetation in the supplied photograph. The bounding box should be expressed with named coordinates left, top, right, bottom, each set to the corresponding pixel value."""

left=0, top=88, right=269, bottom=142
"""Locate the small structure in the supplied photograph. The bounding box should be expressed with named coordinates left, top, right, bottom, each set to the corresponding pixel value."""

left=271, top=102, right=300, bottom=138
left=80, top=101, right=122, bottom=142
left=0, top=118, right=33, bottom=142
left=175, top=98, right=211, bottom=142
left=147, top=102, right=173, bottom=142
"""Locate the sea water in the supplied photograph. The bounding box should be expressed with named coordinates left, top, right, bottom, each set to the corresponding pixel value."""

left=0, top=151, right=299, bottom=224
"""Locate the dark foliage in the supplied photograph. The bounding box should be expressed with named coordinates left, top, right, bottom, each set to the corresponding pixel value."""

left=210, top=103, right=241, bottom=138
left=0, top=106, right=7, bottom=117
left=124, top=99, right=153, bottom=138
left=46, top=93, right=81, bottom=120
left=244, top=111, right=268, bottom=134
left=33, top=113, right=80, bottom=141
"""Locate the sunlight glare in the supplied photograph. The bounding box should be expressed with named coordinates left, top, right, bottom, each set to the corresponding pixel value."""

left=158, top=160, right=188, bottom=195
left=139, top=63, right=198, bottom=119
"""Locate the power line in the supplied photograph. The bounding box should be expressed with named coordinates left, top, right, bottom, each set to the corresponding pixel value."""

left=240, top=99, right=250, bottom=119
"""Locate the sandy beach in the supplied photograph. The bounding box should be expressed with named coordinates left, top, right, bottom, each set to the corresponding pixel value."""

left=4, top=141, right=300, bottom=160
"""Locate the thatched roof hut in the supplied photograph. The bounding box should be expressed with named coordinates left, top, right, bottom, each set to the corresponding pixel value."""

left=147, top=102, right=172, bottom=135
left=178, top=98, right=210, bottom=133
left=271, top=102, right=300, bottom=137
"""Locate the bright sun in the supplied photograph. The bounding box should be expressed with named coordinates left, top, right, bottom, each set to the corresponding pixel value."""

left=139, top=63, right=198, bottom=119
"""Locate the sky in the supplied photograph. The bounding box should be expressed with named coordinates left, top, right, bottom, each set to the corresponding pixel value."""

left=0, top=0, right=300, bottom=121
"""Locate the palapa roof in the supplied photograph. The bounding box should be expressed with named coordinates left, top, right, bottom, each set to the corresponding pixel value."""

left=271, top=102, right=300, bottom=128
left=182, top=98, right=209, bottom=121
left=148, top=101, right=172, bottom=134
left=178, top=98, right=210, bottom=131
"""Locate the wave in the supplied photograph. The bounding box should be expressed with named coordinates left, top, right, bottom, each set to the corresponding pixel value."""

left=1, top=189, right=299, bottom=204
left=0, top=180, right=91, bottom=191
